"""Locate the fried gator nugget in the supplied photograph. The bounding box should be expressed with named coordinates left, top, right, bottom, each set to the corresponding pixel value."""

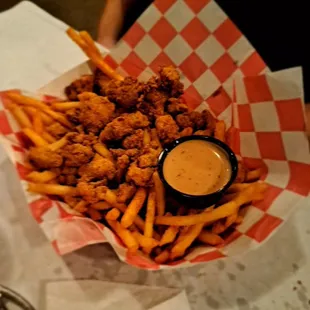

left=126, top=162, right=154, bottom=187
left=65, top=74, right=94, bottom=101
left=28, top=146, right=63, bottom=169
left=155, top=115, right=179, bottom=145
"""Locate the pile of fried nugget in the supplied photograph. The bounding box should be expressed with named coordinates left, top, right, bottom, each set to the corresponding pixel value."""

left=4, top=28, right=268, bottom=264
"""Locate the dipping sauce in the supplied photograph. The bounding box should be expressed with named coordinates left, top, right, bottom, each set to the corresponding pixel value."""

left=163, top=140, right=232, bottom=196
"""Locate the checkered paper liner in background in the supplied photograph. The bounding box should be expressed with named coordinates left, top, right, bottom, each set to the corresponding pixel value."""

left=0, top=0, right=309, bottom=270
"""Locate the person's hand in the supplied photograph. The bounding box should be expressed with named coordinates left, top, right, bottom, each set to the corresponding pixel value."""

left=97, top=0, right=125, bottom=48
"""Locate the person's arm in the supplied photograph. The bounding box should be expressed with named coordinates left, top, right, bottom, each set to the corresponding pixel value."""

left=97, top=0, right=152, bottom=48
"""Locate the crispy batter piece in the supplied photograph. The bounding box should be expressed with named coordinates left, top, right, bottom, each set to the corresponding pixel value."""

left=115, top=154, right=130, bottom=183
left=65, top=74, right=94, bottom=101
left=46, top=123, right=67, bottom=139
left=166, top=98, right=188, bottom=115
left=76, top=92, right=115, bottom=134
left=28, top=146, right=63, bottom=169
left=78, top=154, right=116, bottom=181
left=61, top=143, right=94, bottom=167
left=77, top=181, right=107, bottom=204
left=100, top=76, right=145, bottom=109
left=155, top=115, right=179, bottom=145
left=66, top=132, right=98, bottom=146
left=100, top=111, right=149, bottom=142
left=137, top=148, right=160, bottom=168
left=117, top=183, right=137, bottom=203
left=158, top=66, right=184, bottom=97
left=122, top=129, right=144, bottom=149
left=126, top=162, right=154, bottom=187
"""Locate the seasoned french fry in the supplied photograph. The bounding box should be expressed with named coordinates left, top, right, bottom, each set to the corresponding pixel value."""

left=214, top=120, right=226, bottom=142
left=154, top=249, right=170, bottom=264
left=48, top=136, right=67, bottom=151
left=93, top=142, right=114, bottom=161
left=106, top=219, right=139, bottom=253
left=52, top=102, right=81, bottom=111
left=27, top=171, right=58, bottom=183
left=106, top=208, right=121, bottom=220
left=7, top=93, right=73, bottom=128
left=91, top=201, right=113, bottom=210
left=27, top=183, right=77, bottom=196
left=74, top=200, right=88, bottom=213
left=42, top=131, right=57, bottom=143
left=150, top=128, right=162, bottom=150
left=24, top=107, right=53, bottom=125
left=245, top=168, right=263, bottom=182
left=226, top=183, right=250, bottom=193
left=22, top=128, right=49, bottom=146
left=197, top=231, right=224, bottom=246
left=225, top=212, right=238, bottom=228
left=155, top=183, right=266, bottom=226
left=218, top=193, right=237, bottom=204
left=152, top=172, right=165, bottom=216
left=159, top=226, right=179, bottom=246
left=87, top=208, right=102, bottom=221
left=143, top=129, right=151, bottom=146
left=66, top=28, right=123, bottom=81
left=144, top=188, right=156, bottom=238
left=170, top=221, right=204, bottom=260
left=235, top=162, right=247, bottom=183
left=8, top=104, right=32, bottom=128
left=132, top=231, right=159, bottom=249
left=211, top=220, right=226, bottom=234
left=80, top=31, right=101, bottom=57
left=32, top=111, right=43, bottom=134
left=121, top=187, right=147, bottom=228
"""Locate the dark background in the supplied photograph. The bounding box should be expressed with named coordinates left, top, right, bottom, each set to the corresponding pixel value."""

left=1, top=0, right=308, bottom=101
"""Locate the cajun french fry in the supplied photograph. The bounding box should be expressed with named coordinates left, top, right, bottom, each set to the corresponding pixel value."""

left=121, top=187, right=148, bottom=228
left=22, top=128, right=49, bottom=146
left=106, top=219, right=139, bottom=253
left=80, top=31, right=102, bottom=57
left=42, top=131, right=57, bottom=143
left=132, top=231, right=159, bottom=249
left=74, top=200, right=88, bottom=213
left=214, top=120, right=226, bottom=142
left=198, top=231, right=224, bottom=246
left=246, top=168, right=263, bottom=182
left=155, top=183, right=266, bottom=226
left=93, top=142, right=114, bottom=161
left=159, top=226, right=179, bottom=246
left=235, top=162, right=247, bottom=183
left=9, top=104, right=32, bottom=128
left=143, top=129, right=151, bottom=146
left=225, top=212, right=238, bottom=228
left=170, top=221, right=204, bottom=260
left=218, top=193, right=237, bottom=204
left=87, top=208, right=102, bottom=220
left=52, top=102, right=81, bottom=111
left=226, top=183, right=250, bottom=193
left=7, top=93, right=73, bottom=128
left=106, top=208, right=121, bottom=221
left=24, top=107, right=53, bottom=125
left=144, top=188, right=156, bottom=238
left=66, top=28, right=123, bottom=81
left=48, top=136, right=67, bottom=151
left=152, top=171, right=165, bottom=216
left=154, top=249, right=170, bottom=264
left=27, top=171, right=58, bottom=183
left=212, top=220, right=226, bottom=234
left=28, top=183, right=77, bottom=196
left=91, top=201, right=113, bottom=210
left=32, top=111, right=44, bottom=134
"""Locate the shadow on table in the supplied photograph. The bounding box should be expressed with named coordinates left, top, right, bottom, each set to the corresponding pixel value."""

left=63, top=211, right=307, bottom=310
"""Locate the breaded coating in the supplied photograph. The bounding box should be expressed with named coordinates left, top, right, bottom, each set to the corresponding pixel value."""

left=61, top=143, right=94, bottom=167
left=28, top=146, right=63, bottom=169
left=77, top=92, right=115, bottom=134
left=66, top=108, right=80, bottom=124
left=176, top=111, right=206, bottom=130
left=78, top=154, right=116, bottom=181
left=167, top=98, right=188, bottom=115
left=111, top=148, right=140, bottom=160
left=63, top=195, right=79, bottom=208
left=77, top=181, right=107, bottom=204
left=158, top=66, right=184, bottom=97
left=126, top=162, right=154, bottom=187
left=194, top=129, right=212, bottom=136
left=100, top=76, right=145, bottom=109
left=100, top=111, right=149, bottom=142
left=202, top=109, right=216, bottom=133
left=57, top=167, right=79, bottom=186
left=122, top=129, right=144, bottom=149
left=176, top=113, right=193, bottom=129
left=65, top=74, right=94, bottom=101
left=46, top=123, right=67, bottom=139
left=115, top=154, right=130, bottom=183
left=179, top=127, right=193, bottom=137
left=137, top=148, right=160, bottom=168
left=155, top=115, right=179, bottom=145
left=117, top=183, right=137, bottom=203
left=66, top=132, right=98, bottom=146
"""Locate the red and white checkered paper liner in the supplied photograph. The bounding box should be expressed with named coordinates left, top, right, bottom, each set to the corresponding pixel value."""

left=0, top=0, right=309, bottom=270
